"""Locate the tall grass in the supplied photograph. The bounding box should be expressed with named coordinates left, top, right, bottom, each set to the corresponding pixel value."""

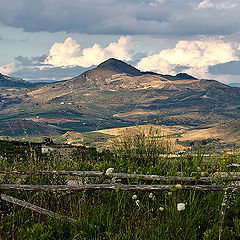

left=0, top=129, right=240, bottom=239
left=111, top=124, right=172, bottom=167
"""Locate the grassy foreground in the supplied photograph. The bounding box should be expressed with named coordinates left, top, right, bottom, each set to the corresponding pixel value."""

left=0, top=127, right=240, bottom=239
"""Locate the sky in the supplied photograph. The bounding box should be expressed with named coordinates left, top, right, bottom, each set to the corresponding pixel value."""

left=0, top=0, right=240, bottom=83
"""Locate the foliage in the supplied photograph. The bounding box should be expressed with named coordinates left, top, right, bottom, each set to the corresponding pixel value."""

left=111, top=124, right=172, bottom=167
left=0, top=138, right=240, bottom=239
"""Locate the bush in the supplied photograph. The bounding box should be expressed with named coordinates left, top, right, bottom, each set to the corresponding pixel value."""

left=111, top=124, right=172, bottom=167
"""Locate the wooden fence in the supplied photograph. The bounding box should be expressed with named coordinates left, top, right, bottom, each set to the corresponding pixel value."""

left=1, top=169, right=240, bottom=223
left=1, top=169, right=240, bottom=183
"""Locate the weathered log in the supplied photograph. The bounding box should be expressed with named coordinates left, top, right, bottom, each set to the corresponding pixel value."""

left=1, top=194, right=76, bottom=223
left=1, top=169, right=240, bottom=183
left=0, top=183, right=239, bottom=191
left=103, top=173, right=240, bottom=183
left=0, top=169, right=103, bottom=177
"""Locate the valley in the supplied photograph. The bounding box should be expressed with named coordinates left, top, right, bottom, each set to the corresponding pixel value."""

left=1, top=58, right=240, bottom=150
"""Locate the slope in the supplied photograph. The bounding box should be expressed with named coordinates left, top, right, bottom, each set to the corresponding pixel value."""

left=1, top=58, right=240, bottom=138
left=0, top=73, right=33, bottom=88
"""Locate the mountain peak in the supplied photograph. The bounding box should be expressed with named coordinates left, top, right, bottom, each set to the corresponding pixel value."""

left=96, top=58, right=142, bottom=76
left=175, top=73, right=197, bottom=80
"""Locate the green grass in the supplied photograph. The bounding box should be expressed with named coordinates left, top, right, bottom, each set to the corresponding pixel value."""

left=0, top=132, right=240, bottom=239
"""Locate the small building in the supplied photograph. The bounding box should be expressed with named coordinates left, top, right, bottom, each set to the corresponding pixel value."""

left=41, top=143, right=79, bottom=155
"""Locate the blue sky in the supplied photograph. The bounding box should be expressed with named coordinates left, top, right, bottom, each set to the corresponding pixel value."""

left=0, top=0, right=240, bottom=83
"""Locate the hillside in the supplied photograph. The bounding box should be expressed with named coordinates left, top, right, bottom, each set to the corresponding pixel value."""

left=1, top=58, right=240, bottom=140
left=0, top=119, right=65, bottom=137
left=180, top=118, right=240, bottom=144
left=0, top=73, right=32, bottom=88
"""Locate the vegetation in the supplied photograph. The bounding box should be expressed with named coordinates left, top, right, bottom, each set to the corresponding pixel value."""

left=0, top=127, right=240, bottom=239
left=2, top=58, right=240, bottom=139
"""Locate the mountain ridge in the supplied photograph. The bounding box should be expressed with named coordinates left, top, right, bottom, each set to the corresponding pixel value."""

left=1, top=58, right=240, bottom=140
left=0, top=73, right=32, bottom=87
left=69, top=58, right=198, bottom=88
left=97, top=58, right=143, bottom=76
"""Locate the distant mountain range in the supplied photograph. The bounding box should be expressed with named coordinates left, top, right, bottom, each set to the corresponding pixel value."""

left=1, top=58, right=240, bottom=141
left=228, top=82, right=240, bottom=88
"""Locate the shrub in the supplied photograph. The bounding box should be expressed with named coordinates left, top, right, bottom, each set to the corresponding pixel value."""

left=111, top=124, right=172, bottom=167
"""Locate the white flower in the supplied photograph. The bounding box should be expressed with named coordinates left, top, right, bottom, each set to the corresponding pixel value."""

left=175, top=184, right=182, bottom=190
left=132, top=194, right=137, bottom=200
left=221, top=202, right=226, bottom=207
left=149, top=193, right=154, bottom=199
left=159, top=207, right=164, bottom=211
left=168, top=192, right=172, bottom=196
left=150, top=175, right=159, bottom=179
left=135, top=200, right=140, bottom=207
left=106, top=168, right=114, bottom=174
left=112, top=177, right=117, bottom=183
left=177, top=203, right=185, bottom=211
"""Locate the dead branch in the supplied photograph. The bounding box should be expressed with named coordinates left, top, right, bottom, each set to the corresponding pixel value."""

left=1, top=194, right=76, bottom=223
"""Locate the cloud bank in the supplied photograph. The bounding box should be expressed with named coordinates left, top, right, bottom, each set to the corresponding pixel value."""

left=209, top=61, right=240, bottom=75
left=137, top=39, right=240, bottom=78
left=0, top=63, right=18, bottom=75
left=44, top=36, right=133, bottom=68
left=198, top=0, right=237, bottom=10
left=0, top=0, right=239, bottom=36
left=1, top=36, right=240, bottom=83
left=9, top=66, right=92, bottom=81
left=1, top=36, right=134, bottom=80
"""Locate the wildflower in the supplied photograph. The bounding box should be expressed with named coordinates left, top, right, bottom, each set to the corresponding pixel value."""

left=135, top=200, right=140, bottom=207
left=168, top=192, right=172, bottom=196
left=149, top=193, right=154, bottom=199
left=159, top=207, right=164, bottom=211
left=177, top=203, right=185, bottom=211
left=132, top=194, right=137, bottom=200
left=150, top=175, right=159, bottom=179
left=221, top=202, right=226, bottom=207
left=106, top=168, right=114, bottom=174
left=175, top=184, right=182, bottom=190
left=112, top=177, right=121, bottom=183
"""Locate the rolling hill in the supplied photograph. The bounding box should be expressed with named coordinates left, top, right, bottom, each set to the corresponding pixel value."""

left=1, top=58, right=240, bottom=141
left=0, top=73, right=32, bottom=88
left=180, top=118, right=240, bottom=144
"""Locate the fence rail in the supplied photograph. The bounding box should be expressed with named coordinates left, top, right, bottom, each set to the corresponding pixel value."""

left=1, top=169, right=240, bottom=224
left=1, top=169, right=240, bottom=183
left=0, top=194, right=77, bottom=223
left=1, top=183, right=240, bottom=191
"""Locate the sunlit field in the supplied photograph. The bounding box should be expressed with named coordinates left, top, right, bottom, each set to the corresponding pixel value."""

left=1, top=126, right=240, bottom=239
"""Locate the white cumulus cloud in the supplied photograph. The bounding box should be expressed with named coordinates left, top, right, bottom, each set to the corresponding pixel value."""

left=198, top=0, right=237, bottom=10
left=137, top=39, right=240, bottom=78
left=0, top=63, right=18, bottom=75
left=198, top=0, right=214, bottom=9
left=44, top=36, right=133, bottom=68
